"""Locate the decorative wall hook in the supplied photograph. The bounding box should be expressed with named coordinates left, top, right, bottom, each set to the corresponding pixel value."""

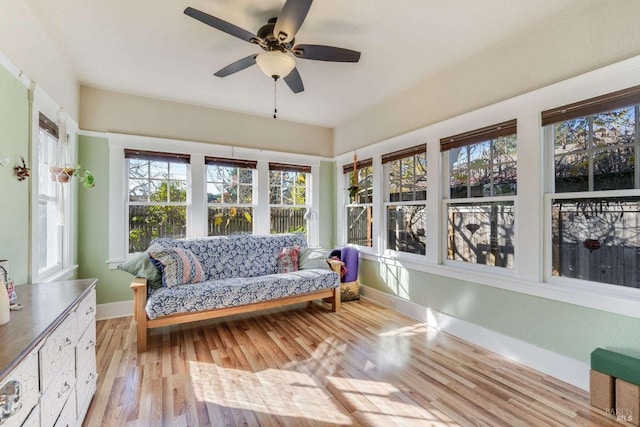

left=14, top=156, right=30, bottom=181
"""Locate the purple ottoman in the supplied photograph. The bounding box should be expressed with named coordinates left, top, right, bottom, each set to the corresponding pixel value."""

left=330, top=247, right=360, bottom=301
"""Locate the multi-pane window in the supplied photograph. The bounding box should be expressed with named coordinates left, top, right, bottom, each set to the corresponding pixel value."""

left=269, top=162, right=310, bottom=234
left=344, top=158, right=373, bottom=247
left=126, top=150, right=189, bottom=253
left=442, top=120, right=517, bottom=268
left=543, top=86, right=640, bottom=287
left=37, top=113, right=64, bottom=275
left=383, top=145, right=427, bottom=255
left=206, top=157, right=256, bottom=236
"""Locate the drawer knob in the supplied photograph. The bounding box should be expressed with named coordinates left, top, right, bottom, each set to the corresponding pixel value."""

left=86, top=306, right=95, bottom=315
left=57, top=382, right=71, bottom=399
left=86, top=373, right=95, bottom=384
left=86, top=340, right=95, bottom=350
left=0, top=381, right=22, bottom=423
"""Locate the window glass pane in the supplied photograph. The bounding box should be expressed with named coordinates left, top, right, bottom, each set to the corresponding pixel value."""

left=554, top=118, right=588, bottom=152
left=554, top=152, right=589, bottom=193
left=208, top=207, right=253, bottom=236
left=38, top=200, right=60, bottom=271
left=239, top=185, right=253, bottom=204
left=128, top=205, right=186, bottom=253
left=450, top=167, right=468, bottom=199
left=269, top=186, right=281, bottom=204
left=493, top=135, right=517, bottom=163
left=239, top=168, right=252, bottom=184
left=128, top=159, right=149, bottom=179
left=593, top=147, right=635, bottom=191
left=347, top=206, right=373, bottom=247
left=149, top=180, right=169, bottom=202
left=387, top=205, right=426, bottom=255
left=207, top=182, right=223, bottom=203
left=169, top=163, right=187, bottom=180
left=469, top=167, right=490, bottom=197
left=169, top=181, right=187, bottom=202
left=551, top=197, right=640, bottom=287
left=149, top=161, right=168, bottom=180
left=493, top=162, right=517, bottom=196
left=129, top=178, right=149, bottom=202
left=592, top=107, right=635, bottom=147
left=270, top=207, right=306, bottom=234
left=447, top=201, right=515, bottom=268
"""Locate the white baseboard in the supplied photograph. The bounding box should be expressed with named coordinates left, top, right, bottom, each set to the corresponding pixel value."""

left=359, top=285, right=590, bottom=391
left=96, top=300, right=133, bottom=320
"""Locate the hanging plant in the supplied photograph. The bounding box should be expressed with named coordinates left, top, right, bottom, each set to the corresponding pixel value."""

left=73, top=165, right=95, bottom=188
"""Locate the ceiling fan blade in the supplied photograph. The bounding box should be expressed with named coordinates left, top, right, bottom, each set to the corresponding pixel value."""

left=184, top=7, right=256, bottom=43
left=293, top=44, right=361, bottom=62
left=214, top=55, right=258, bottom=77
left=273, top=0, right=313, bottom=44
left=284, top=68, right=304, bottom=93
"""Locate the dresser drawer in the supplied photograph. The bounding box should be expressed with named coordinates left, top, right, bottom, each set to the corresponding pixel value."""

left=0, top=350, right=40, bottom=427
left=20, top=404, right=39, bottom=427
left=54, top=387, right=76, bottom=427
left=76, top=289, right=96, bottom=336
left=76, top=324, right=97, bottom=398
left=40, top=363, right=75, bottom=427
left=39, top=311, right=77, bottom=392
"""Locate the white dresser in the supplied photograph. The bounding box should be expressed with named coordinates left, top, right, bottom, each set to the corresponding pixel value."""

left=0, top=279, right=97, bottom=426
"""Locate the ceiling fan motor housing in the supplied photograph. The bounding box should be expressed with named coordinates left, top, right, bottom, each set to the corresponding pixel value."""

left=257, top=20, right=293, bottom=50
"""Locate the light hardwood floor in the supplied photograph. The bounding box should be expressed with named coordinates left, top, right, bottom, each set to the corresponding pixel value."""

left=84, top=299, right=626, bottom=426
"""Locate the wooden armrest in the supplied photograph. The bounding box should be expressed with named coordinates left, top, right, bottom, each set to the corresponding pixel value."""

left=130, top=277, right=148, bottom=290
left=327, top=259, right=344, bottom=274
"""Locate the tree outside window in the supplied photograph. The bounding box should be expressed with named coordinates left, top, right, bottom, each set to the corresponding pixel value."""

left=127, top=152, right=189, bottom=253
left=549, top=102, right=640, bottom=287
left=269, top=163, right=310, bottom=234
left=384, top=146, right=427, bottom=255
left=206, top=159, right=255, bottom=236
left=344, top=160, right=373, bottom=247
left=443, top=121, right=517, bottom=269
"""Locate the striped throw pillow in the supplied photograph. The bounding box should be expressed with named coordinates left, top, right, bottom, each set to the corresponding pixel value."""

left=149, top=247, right=205, bottom=287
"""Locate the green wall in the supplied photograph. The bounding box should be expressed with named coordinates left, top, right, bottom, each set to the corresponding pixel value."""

left=360, top=259, right=640, bottom=364
left=318, top=160, right=335, bottom=249
left=76, top=135, right=132, bottom=304
left=77, top=137, right=339, bottom=304
left=0, top=66, right=29, bottom=285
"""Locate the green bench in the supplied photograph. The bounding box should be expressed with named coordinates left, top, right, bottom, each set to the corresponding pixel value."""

left=590, top=348, right=640, bottom=425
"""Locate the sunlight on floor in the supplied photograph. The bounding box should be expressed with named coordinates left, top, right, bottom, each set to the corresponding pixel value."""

left=327, top=376, right=459, bottom=426
left=190, top=361, right=353, bottom=424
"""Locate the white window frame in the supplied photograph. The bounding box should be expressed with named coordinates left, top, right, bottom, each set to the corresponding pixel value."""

left=343, top=162, right=375, bottom=251
left=125, top=154, right=191, bottom=253
left=206, top=163, right=256, bottom=236
left=107, top=134, right=322, bottom=267
left=441, top=134, right=518, bottom=272
left=382, top=150, right=428, bottom=261
left=30, top=86, right=77, bottom=283
left=543, top=106, right=640, bottom=289
left=268, top=166, right=311, bottom=235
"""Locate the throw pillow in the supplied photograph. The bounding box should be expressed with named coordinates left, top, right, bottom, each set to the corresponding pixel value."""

left=298, top=247, right=330, bottom=270
left=276, top=245, right=300, bottom=273
left=117, top=243, right=164, bottom=289
left=148, top=247, right=205, bottom=287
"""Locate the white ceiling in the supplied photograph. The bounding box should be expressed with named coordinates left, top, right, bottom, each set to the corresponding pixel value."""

left=24, top=0, right=581, bottom=127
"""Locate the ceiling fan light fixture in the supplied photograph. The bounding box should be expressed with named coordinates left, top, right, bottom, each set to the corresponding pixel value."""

left=256, top=51, right=295, bottom=79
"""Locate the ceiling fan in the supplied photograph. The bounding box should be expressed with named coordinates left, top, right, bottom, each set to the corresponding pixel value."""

left=184, top=0, right=361, bottom=94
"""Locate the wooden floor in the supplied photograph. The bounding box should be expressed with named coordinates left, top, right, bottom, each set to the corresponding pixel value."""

left=83, top=299, right=626, bottom=426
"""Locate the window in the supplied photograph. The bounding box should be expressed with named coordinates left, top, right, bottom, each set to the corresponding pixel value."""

left=269, top=162, right=310, bottom=234
left=442, top=120, right=517, bottom=268
left=206, top=157, right=256, bottom=236
left=126, top=149, right=189, bottom=253
left=383, top=145, right=427, bottom=255
left=37, top=113, right=64, bottom=276
left=344, top=158, right=373, bottom=247
left=543, top=85, right=640, bottom=287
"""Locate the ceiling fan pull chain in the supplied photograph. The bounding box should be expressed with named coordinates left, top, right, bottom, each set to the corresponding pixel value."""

left=273, top=77, right=278, bottom=119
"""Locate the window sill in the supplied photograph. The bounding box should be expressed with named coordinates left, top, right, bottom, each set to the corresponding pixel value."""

left=360, top=252, right=640, bottom=319
left=36, top=265, right=78, bottom=283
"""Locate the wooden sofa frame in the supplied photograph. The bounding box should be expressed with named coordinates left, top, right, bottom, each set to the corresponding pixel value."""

left=131, top=261, right=342, bottom=352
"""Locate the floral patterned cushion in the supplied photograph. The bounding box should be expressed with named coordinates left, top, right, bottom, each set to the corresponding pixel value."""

left=151, top=234, right=308, bottom=281
left=146, top=269, right=339, bottom=319
left=277, top=245, right=300, bottom=273
left=149, top=247, right=205, bottom=287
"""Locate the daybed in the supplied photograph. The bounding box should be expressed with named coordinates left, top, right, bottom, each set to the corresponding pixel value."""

left=127, top=234, right=341, bottom=352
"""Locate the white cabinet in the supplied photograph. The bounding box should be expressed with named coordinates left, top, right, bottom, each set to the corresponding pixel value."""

left=0, top=280, right=97, bottom=427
